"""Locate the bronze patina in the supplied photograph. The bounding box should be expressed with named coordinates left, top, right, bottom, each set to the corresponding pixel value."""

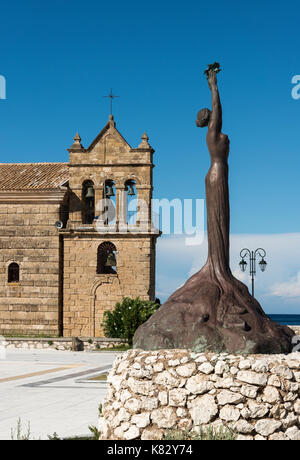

left=133, top=65, right=294, bottom=353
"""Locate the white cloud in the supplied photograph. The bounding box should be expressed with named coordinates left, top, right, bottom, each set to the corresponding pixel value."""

left=231, top=269, right=249, bottom=283
left=270, top=271, right=300, bottom=299
left=156, top=233, right=300, bottom=313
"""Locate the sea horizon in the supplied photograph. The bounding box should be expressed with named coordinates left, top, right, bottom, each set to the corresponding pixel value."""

left=268, top=314, right=300, bottom=326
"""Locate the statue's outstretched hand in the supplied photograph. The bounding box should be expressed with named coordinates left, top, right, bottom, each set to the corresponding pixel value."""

left=207, top=70, right=217, bottom=90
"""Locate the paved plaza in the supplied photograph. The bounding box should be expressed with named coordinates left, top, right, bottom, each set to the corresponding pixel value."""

left=0, top=348, right=119, bottom=440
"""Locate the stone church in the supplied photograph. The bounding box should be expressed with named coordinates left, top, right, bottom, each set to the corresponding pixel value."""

left=0, top=115, right=160, bottom=337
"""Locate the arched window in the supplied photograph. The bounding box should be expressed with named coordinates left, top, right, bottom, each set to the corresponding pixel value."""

left=97, top=242, right=117, bottom=274
left=8, top=263, right=19, bottom=283
left=104, top=180, right=116, bottom=225
left=125, top=180, right=137, bottom=224
left=82, top=180, right=95, bottom=224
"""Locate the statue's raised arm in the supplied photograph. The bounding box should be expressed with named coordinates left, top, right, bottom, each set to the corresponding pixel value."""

left=196, top=62, right=223, bottom=136
left=207, top=70, right=222, bottom=135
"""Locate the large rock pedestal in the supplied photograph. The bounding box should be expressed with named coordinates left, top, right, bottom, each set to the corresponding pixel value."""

left=133, top=267, right=294, bottom=354
left=99, top=349, right=300, bottom=441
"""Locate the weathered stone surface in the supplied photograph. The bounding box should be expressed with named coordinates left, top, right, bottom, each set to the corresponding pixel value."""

left=255, top=419, right=282, bottom=437
left=176, top=362, right=196, bottom=377
left=271, top=365, right=293, bottom=380
left=123, top=425, right=140, bottom=440
left=178, top=418, right=192, bottom=430
left=238, top=360, right=251, bottom=370
left=127, top=377, right=154, bottom=396
left=252, top=360, right=269, bottom=373
left=215, top=361, right=226, bottom=375
left=247, top=400, right=269, bottom=419
left=153, top=362, right=164, bottom=373
left=153, top=371, right=181, bottom=388
left=267, top=375, right=281, bottom=388
left=286, top=426, right=300, bottom=440
left=268, top=432, right=288, bottom=440
left=281, top=413, right=298, bottom=430
left=140, top=396, right=158, bottom=411
left=118, top=389, right=131, bottom=403
left=240, top=385, right=259, bottom=399
left=262, top=386, right=280, bottom=404
left=151, top=407, right=177, bottom=429
left=215, top=376, right=237, bottom=389
left=270, top=404, right=286, bottom=420
left=176, top=408, right=187, bottom=417
left=293, top=371, right=300, bottom=382
left=158, top=391, right=168, bottom=406
left=198, top=362, right=214, bottom=375
left=217, top=390, right=244, bottom=406
left=219, top=405, right=240, bottom=422
left=169, top=388, right=188, bottom=407
left=99, top=417, right=111, bottom=439
left=116, top=408, right=130, bottom=423
left=230, top=366, right=238, bottom=375
left=189, top=395, right=218, bottom=425
left=233, top=420, right=254, bottom=434
left=108, top=374, right=124, bottom=391
left=237, top=371, right=268, bottom=386
left=128, top=367, right=153, bottom=379
left=294, top=400, right=300, bottom=415
left=141, top=426, right=164, bottom=440
left=114, top=422, right=130, bottom=439
left=131, top=412, right=150, bottom=428
left=186, top=374, right=214, bottom=395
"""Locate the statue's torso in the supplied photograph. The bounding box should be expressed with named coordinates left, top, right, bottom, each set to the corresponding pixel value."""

left=207, top=132, right=230, bottom=163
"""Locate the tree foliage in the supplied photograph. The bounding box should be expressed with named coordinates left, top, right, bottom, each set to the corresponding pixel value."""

left=102, top=297, right=160, bottom=345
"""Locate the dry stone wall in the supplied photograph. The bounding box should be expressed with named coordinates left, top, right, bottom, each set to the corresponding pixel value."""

left=99, top=349, right=300, bottom=440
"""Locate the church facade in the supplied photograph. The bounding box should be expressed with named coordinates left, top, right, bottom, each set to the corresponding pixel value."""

left=0, top=115, right=160, bottom=337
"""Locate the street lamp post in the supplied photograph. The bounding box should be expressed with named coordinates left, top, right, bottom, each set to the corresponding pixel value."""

left=239, top=248, right=267, bottom=297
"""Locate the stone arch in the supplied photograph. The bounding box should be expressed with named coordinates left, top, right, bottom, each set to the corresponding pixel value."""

left=82, top=180, right=95, bottom=224
left=119, top=175, right=142, bottom=187
left=89, top=276, right=123, bottom=337
left=5, top=259, right=23, bottom=284
left=8, top=262, right=20, bottom=283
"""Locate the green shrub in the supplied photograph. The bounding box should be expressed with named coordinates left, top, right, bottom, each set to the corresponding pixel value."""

left=101, top=297, right=160, bottom=346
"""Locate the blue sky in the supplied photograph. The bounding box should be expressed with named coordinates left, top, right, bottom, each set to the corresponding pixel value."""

left=0, top=0, right=300, bottom=312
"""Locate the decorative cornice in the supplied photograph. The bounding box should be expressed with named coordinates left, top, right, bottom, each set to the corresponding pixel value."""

left=0, top=187, right=68, bottom=204
left=69, top=163, right=154, bottom=168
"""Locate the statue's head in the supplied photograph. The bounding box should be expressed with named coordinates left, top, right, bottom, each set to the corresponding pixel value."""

left=196, top=108, right=212, bottom=127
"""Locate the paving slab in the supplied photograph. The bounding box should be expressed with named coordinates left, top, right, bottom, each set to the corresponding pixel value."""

left=0, top=349, right=119, bottom=440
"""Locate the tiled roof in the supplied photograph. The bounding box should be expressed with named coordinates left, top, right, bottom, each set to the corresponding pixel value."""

left=0, top=163, right=69, bottom=190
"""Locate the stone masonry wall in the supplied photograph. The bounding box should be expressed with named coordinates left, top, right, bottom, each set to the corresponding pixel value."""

left=63, top=236, right=155, bottom=338
left=0, top=203, right=62, bottom=336
left=0, top=337, right=127, bottom=351
left=64, top=118, right=157, bottom=338
left=99, top=349, right=300, bottom=441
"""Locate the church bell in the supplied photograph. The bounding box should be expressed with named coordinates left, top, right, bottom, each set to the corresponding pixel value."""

left=127, top=184, right=135, bottom=196
left=85, top=186, right=95, bottom=199
left=105, top=252, right=117, bottom=267
left=106, top=185, right=115, bottom=197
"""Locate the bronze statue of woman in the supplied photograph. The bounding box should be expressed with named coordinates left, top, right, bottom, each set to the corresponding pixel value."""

left=133, top=67, right=293, bottom=354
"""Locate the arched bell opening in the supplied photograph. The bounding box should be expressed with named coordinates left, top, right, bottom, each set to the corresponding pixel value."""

left=82, top=180, right=95, bottom=224
left=97, top=242, right=117, bottom=275
left=125, top=180, right=137, bottom=225
left=104, top=180, right=116, bottom=225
